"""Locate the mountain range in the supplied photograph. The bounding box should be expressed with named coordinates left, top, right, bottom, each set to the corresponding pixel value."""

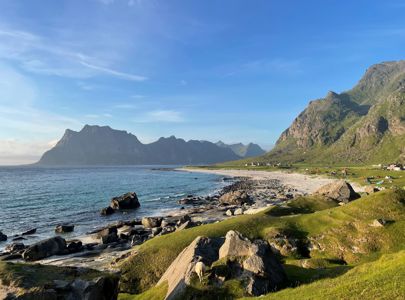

left=263, top=60, right=405, bottom=164
left=37, top=125, right=265, bottom=165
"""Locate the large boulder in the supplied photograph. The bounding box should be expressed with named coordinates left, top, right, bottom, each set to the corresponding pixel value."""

left=156, top=236, right=223, bottom=300
left=219, top=190, right=252, bottom=205
left=219, top=230, right=253, bottom=258
left=218, top=230, right=287, bottom=296
left=22, top=236, right=67, bottom=261
left=110, top=192, right=140, bottom=210
left=313, top=180, right=360, bottom=203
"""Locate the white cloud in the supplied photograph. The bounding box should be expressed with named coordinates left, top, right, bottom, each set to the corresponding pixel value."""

left=135, top=110, right=184, bottom=123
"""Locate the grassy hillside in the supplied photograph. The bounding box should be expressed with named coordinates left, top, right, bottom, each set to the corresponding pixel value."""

left=118, top=189, right=405, bottom=298
left=246, top=250, right=405, bottom=300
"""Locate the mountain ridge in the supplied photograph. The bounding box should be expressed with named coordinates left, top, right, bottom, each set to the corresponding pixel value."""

left=37, top=125, right=263, bottom=165
left=263, top=60, right=405, bottom=164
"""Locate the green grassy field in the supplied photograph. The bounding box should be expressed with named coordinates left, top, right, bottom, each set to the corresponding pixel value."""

left=119, top=189, right=405, bottom=299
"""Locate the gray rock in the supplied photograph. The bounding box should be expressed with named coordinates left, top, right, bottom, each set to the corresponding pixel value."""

left=100, top=206, right=115, bottom=215
left=21, top=228, right=37, bottom=235
left=314, top=181, right=360, bottom=203
left=156, top=236, right=223, bottom=300
left=219, top=230, right=253, bottom=259
left=55, top=224, right=75, bottom=233
left=101, top=233, right=119, bottom=244
left=219, top=190, right=252, bottom=205
left=218, top=231, right=287, bottom=296
left=110, top=192, right=140, bottom=210
left=142, top=217, right=162, bottom=228
left=0, top=231, right=7, bottom=241
left=5, top=242, right=25, bottom=253
left=22, top=236, right=67, bottom=261
left=175, top=220, right=195, bottom=232
left=66, top=240, right=83, bottom=253
left=97, top=227, right=118, bottom=239
left=225, top=209, right=233, bottom=216
left=234, top=208, right=244, bottom=215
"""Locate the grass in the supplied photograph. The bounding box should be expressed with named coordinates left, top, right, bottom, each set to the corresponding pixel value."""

left=119, top=189, right=405, bottom=297
left=119, top=283, right=168, bottom=300
left=244, top=250, right=405, bottom=300
left=267, top=195, right=338, bottom=216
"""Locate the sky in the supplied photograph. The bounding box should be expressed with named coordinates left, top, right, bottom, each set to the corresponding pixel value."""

left=0, top=0, right=404, bottom=165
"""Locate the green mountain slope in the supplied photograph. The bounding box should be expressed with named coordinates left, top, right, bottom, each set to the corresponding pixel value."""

left=265, top=60, right=405, bottom=164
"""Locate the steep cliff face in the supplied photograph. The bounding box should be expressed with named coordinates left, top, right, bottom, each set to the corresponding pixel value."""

left=266, top=60, right=405, bottom=164
left=37, top=125, right=244, bottom=165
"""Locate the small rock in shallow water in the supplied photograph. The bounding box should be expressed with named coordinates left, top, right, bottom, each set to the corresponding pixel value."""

left=55, top=224, right=75, bottom=233
left=110, top=192, right=140, bottom=210
left=21, top=228, right=36, bottom=235
left=100, top=206, right=115, bottom=216
left=0, top=231, right=7, bottom=241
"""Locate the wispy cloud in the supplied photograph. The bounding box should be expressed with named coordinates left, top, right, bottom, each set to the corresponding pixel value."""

left=0, top=26, right=148, bottom=82
left=135, top=110, right=185, bottom=123
left=131, top=94, right=145, bottom=99
left=79, top=60, right=147, bottom=81
left=115, top=103, right=138, bottom=109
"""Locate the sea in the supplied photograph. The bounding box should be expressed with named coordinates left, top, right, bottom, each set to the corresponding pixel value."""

left=0, top=165, right=228, bottom=250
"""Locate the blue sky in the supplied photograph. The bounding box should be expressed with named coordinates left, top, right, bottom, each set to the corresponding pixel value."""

left=0, top=0, right=404, bottom=164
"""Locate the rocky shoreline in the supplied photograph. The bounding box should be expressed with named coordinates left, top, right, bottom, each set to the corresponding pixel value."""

left=0, top=173, right=304, bottom=271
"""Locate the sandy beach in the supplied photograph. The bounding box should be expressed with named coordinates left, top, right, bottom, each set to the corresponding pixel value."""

left=179, top=168, right=352, bottom=194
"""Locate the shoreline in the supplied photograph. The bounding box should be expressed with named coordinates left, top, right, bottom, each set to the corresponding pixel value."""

left=1, top=168, right=359, bottom=271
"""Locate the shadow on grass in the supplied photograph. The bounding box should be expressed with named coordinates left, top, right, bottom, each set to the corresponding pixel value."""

left=284, top=263, right=352, bottom=287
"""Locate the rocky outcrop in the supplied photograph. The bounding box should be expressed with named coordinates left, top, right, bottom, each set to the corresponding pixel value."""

left=157, top=236, right=223, bottom=300
left=110, top=192, right=140, bottom=210
left=0, top=263, right=119, bottom=300
left=156, top=231, right=286, bottom=299
left=218, top=230, right=287, bottom=296
left=22, top=236, right=67, bottom=261
left=313, top=181, right=360, bottom=203
left=219, top=190, right=252, bottom=205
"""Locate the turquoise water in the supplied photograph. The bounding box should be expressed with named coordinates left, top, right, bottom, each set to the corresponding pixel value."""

left=0, top=166, right=226, bottom=249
